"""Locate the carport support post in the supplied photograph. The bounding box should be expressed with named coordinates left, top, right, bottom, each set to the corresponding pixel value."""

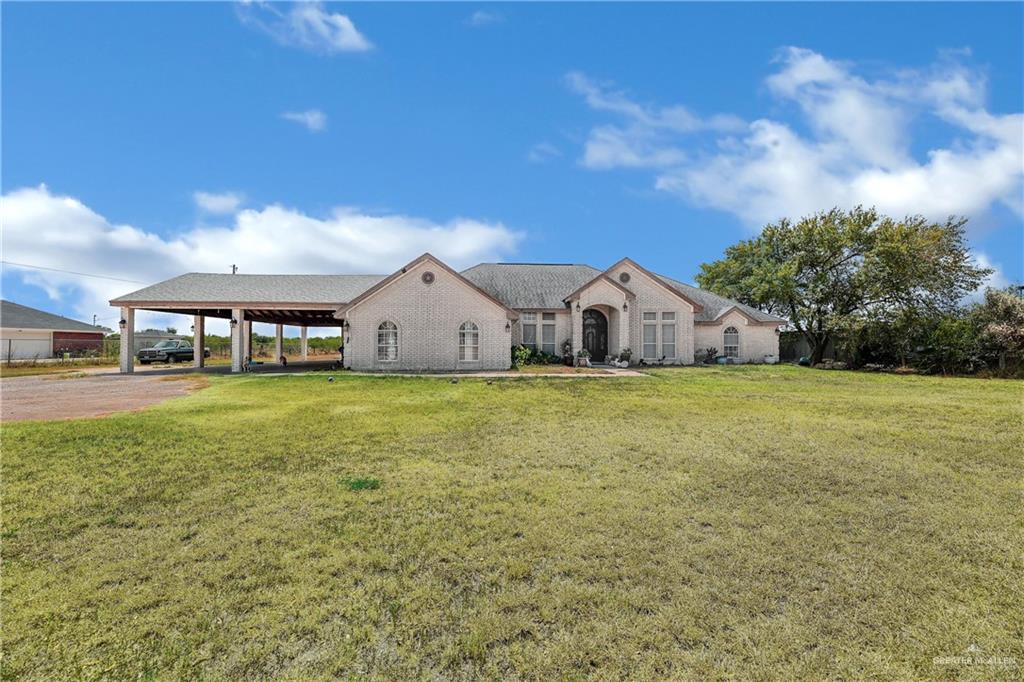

left=242, top=320, right=252, bottom=361
left=118, top=307, right=135, bottom=374
left=300, top=326, right=308, bottom=361
left=275, top=324, right=283, bottom=362
left=193, top=315, right=205, bottom=368
left=231, top=309, right=244, bottom=373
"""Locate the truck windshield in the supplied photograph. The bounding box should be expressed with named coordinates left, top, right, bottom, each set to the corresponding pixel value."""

left=154, top=341, right=177, bottom=349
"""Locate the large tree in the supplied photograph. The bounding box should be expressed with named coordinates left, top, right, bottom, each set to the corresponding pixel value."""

left=696, top=207, right=991, bottom=363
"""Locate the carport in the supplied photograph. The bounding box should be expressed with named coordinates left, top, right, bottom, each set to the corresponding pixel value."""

left=109, top=273, right=385, bottom=374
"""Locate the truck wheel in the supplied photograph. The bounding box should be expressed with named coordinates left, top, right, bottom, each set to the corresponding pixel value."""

left=168, top=355, right=177, bottom=364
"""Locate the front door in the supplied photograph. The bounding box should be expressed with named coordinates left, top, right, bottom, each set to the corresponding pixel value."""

left=583, top=309, right=608, bottom=361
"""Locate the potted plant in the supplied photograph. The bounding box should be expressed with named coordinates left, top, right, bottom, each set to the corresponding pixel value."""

left=618, top=347, right=632, bottom=364
left=576, top=348, right=591, bottom=367
left=561, top=339, right=574, bottom=366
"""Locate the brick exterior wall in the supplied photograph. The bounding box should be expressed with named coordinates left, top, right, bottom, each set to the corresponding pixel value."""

left=693, top=310, right=780, bottom=363
left=343, top=258, right=512, bottom=371
left=606, top=264, right=696, bottom=365
left=339, top=255, right=776, bottom=371
left=52, top=331, right=105, bottom=355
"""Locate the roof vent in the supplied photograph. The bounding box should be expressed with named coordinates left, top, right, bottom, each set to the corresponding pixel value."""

left=619, top=272, right=631, bottom=284
left=421, top=271, right=435, bottom=284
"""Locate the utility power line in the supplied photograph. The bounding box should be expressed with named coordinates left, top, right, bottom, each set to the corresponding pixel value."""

left=0, top=259, right=148, bottom=282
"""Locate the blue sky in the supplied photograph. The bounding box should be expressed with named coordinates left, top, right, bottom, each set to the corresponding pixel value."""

left=3, top=2, right=1022, bottom=333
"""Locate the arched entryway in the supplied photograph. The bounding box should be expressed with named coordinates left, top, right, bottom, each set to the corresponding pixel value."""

left=583, top=308, right=608, bottom=361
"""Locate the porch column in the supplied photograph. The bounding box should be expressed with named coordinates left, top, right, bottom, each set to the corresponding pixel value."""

left=619, top=304, right=630, bottom=360
left=231, top=309, right=244, bottom=373
left=571, top=303, right=583, bottom=357
left=118, top=307, right=135, bottom=374
left=301, top=326, right=308, bottom=361
left=242, top=320, right=252, bottom=361
left=275, top=324, right=283, bottom=362
left=193, top=315, right=205, bottom=368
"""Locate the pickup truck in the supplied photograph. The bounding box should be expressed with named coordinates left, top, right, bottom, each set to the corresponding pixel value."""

left=137, top=340, right=211, bottom=364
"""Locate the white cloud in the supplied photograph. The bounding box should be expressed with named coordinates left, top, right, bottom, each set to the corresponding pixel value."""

left=526, top=142, right=562, bottom=164
left=193, top=191, right=244, bottom=214
left=968, top=251, right=1011, bottom=301
left=565, top=71, right=744, bottom=170
left=570, top=49, right=1024, bottom=228
left=238, top=1, right=372, bottom=54
left=281, top=109, right=327, bottom=132
left=1, top=185, right=521, bottom=335
left=466, top=10, right=503, bottom=27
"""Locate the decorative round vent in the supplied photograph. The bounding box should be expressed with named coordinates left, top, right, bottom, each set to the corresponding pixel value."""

left=421, top=271, right=435, bottom=284
left=619, top=272, right=631, bottom=284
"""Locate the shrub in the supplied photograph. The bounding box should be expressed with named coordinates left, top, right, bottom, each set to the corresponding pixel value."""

left=916, top=316, right=985, bottom=376
left=511, top=345, right=532, bottom=368
left=974, top=287, right=1024, bottom=362
left=532, top=351, right=561, bottom=365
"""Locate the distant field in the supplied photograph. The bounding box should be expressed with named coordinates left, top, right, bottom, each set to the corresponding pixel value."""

left=3, top=366, right=1021, bottom=679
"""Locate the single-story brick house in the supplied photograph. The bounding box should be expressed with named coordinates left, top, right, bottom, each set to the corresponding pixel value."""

left=0, top=299, right=110, bottom=360
left=110, top=253, right=785, bottom=373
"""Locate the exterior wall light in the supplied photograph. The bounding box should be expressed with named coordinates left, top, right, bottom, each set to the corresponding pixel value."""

left=576, top=302, right=581, bottom=312
left=622, top=301, right=628, bottom=312
left=505, top=321, right=511, bottom=332
left=118, top=318, right=127, bottom=330
left=190, top=325, right=195, bottom=333
left=230, top=318, right=238, bottom=328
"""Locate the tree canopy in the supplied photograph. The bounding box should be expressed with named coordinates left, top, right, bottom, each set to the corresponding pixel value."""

left=696, top=207, right=991, bottom=363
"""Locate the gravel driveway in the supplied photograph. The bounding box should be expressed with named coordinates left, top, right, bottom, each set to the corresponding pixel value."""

left=1, top=373, right=205, bottom=422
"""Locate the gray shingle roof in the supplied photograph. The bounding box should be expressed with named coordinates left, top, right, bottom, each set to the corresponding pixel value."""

left=0, top=300, right=110, bottom=333
left=107, top=264, right=786, bottom=324
left=110, top=273, right=387, bottom=305
left=655, top=275, right=787, bottom=323
left=460, top=263, right=601, bottom=309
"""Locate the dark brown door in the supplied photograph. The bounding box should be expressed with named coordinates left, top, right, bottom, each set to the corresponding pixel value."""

left=583, top=309, right=608, bottom=361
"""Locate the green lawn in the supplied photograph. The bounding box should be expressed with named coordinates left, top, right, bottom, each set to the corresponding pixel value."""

left=3, top=367, right=1021, bottom=679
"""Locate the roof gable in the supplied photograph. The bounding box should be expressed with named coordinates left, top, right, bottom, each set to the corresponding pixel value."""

left=562, top=273, right=636, bottom=302
left=338, top=253, right=518, bottom=318
left=605, top=257, right=704, bottom=312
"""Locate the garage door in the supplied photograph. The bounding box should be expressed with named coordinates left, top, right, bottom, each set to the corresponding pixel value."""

left=1, top=336, right=52, bottom=360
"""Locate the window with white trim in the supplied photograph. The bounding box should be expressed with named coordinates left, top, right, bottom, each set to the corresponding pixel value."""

left=661, top=312, right=676, bottom=359
left=723, top=326, right=739, bottom=358
left=642, top=312, right=658, bottom=359
left=541, top=313, right=556, bottom=355
left=459, top=322, right=479, bottom=361
left=521, top=312, right=537, bottom=350
left=377, top=321, right=398, bottom=361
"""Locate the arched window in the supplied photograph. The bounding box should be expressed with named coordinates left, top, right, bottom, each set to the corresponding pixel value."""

left=459, top=321, right=479, bottom=361
left=723, top=326, right=739, bottom=358
left=377, top=321, right=398, bottom=361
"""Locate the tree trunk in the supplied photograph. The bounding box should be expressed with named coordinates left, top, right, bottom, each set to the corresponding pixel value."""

left=808, top=333, right=829, bottom=365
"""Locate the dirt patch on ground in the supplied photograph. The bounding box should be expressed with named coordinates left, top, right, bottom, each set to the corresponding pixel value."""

left=1, top=374, right=207, bottom=423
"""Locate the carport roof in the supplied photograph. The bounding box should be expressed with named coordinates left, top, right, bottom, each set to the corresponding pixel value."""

left=1, top=299, right=111, bottom=333
left=110, top=273, right=387, bottom=306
